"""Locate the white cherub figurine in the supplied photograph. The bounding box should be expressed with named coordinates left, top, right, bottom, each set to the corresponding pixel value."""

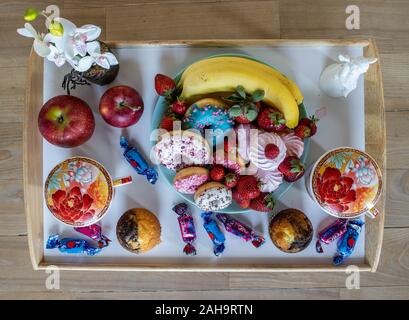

left=319, top=54, right=377, bottom=98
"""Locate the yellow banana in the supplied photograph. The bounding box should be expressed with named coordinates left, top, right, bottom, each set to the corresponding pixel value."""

left=179, top=56, right=304, bottom=105
left=178, top=57, right=300, bottom=128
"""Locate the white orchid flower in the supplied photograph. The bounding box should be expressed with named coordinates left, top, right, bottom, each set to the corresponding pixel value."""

left=74, top=41, right=118, bottom=72
left=56, top=18, right=101, bottom=58
left=17, top=23, right=50, bottom=57
left=42, top=33, right=66, bottom=67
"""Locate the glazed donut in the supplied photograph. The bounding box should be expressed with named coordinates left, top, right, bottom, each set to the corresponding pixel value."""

left=183, top=98, right=234, bottom=145
left=194, top=181, right=232, bottom=211
left=153, top=130, right=211, bottom=171
left=173, top=166, right=209, bottom=194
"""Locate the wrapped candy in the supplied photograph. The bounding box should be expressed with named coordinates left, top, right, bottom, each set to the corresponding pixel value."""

left=74, top=224, right=110, bottom=248
left=201, top=212, right=225, bottom=256
left=318, top=219, right=348, bottom=245
left=172, top=203, right=197, bottom=256
left=315, top=240, right=324, bottom=254
left=333, top=219, right=364, bottom=266
left=120, top=136, right=158, bottom=184
left=216, top=213, right=265, bottom=248
left=46, top=235, right=102, bottom=256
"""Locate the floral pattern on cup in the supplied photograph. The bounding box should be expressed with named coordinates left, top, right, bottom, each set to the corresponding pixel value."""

left=312, top=148, right=382, bottom=218
left=45, top=157, right=113, bottom=226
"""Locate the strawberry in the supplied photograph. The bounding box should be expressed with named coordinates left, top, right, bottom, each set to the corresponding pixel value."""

left=294, top=124, right=311, bottom=139
left=236, top=175, right=261, bottom=200
left=225, top=86, right=263, bottom=124
left=170, top=100, right=187, bottom=115
left=154, top=74, right=175, bottom=97
left=232, top=188, right=251, bottom=208
left=264, top=143, right=279, bottom=160
left=278, top=156, right=305, bottom=182
left=250, top=192, right=275, bottom=212
left=297, top=116, right=319, bottom=137
left=160, top=112, right=178, bottom=131
left=210, top=165, right=225, bottom=181
left=257, top=107, right=286, bottom=132
left=224, top=172, right=238, bottom=189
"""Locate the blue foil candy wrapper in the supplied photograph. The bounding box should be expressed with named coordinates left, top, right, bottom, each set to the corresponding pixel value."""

left=216, top=213, right=265, bottom=248
left=120, top=136, right=158, bottom=184
left=333, top=219, right=364, bottom=266
left=201, top=212, right=225, bottom=256
left=46, top=234, right=101, bottom=256
left=173, top=203, right=197, bottom=256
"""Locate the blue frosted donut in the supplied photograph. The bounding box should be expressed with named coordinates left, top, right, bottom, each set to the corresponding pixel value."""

left=182, top=98, right=234, bottom=145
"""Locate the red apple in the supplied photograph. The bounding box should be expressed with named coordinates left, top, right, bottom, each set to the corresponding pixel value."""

left=99, top=85, right=144, bottom=128
left=38, top=95, right=95, bottom=148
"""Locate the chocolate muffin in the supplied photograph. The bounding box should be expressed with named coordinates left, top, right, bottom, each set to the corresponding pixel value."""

left=116, top=208, right=161, bottom=253
left=269, top=208, right=313, bottom=253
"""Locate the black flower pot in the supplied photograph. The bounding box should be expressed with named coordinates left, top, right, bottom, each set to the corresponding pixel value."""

left=62, top=41, right=119, bottom=95
left=81, top=41, right=119, bottom=85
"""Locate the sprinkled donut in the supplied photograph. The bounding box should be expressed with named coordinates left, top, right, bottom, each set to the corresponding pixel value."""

left=194, top=182, right=232, bottom=211
left=183, top=98, right=234, bottom=145
left=153, top=130, right=211, bottom=171
left=173, top=166, right=209, bottom=194
left=214, top=149, right=246, bottom=175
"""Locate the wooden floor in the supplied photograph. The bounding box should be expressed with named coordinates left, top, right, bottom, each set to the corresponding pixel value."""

left=1, top=0, right=409, bottom=300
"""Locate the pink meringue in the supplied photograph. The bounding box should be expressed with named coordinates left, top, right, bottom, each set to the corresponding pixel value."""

left=255, top=168, right=283, bottom=192
left=249, top=132, right=286, bottom=171
left=280, top=132, right=304, bottom=158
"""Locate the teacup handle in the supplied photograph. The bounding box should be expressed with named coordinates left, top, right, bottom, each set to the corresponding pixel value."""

left=113, top=176, right=133, bottom=187
left=365, top=207, right=379, bottom=219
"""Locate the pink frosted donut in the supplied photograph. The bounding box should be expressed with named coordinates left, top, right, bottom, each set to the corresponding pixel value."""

left=280, top=131, right=304, bottom=158
left=173, top=167, right=209, bottom=194
left=213, top=149, right=246, bottom=174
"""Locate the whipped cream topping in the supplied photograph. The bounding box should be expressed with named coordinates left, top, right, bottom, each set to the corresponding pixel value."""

left=255, top=168, right=283, bottom=192
left=249, top=132, right=286, bottom=171
left=280, top=132, right=304, bottom=158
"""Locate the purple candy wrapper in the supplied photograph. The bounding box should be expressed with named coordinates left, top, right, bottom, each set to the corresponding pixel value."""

left=216, top=213, right=265, bottom=248
left=172, top=203, right=197, bottom=256
left=74, top=224, right=111, bottom=248
left=318, top=219, right=348, bottom=245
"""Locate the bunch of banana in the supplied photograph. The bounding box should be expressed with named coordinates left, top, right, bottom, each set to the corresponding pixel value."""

left=177, top=56, right=304, bottom=128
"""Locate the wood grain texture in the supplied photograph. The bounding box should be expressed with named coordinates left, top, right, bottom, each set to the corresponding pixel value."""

left=0, top=0, right=408, bottom=299
left=386, top=169, right=409, bottom=228
left=0, top=228, right=408, bottom=293
left=0, top=288, right=341, bottom=300
left=279, top=0, right=409, bottom=112
left=386, top=111, right=409, bottom=169
left=106, top=1, right=280, bottom=40
left=230, top=228, right=409, bottom=289
left=340, top=286, right=409, bottom=299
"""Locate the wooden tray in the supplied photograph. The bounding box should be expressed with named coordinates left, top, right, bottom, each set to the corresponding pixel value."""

left=24, top=39, right=385, bottom=272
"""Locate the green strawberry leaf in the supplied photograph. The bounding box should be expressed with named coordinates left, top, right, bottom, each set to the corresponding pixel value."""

left=252, top=89, right=265, bottom=102
left=236, top=85, right=246, bottom=99
left=245, top=108, right=258, bottom=121
left=229, top=105, right=243, bottom=118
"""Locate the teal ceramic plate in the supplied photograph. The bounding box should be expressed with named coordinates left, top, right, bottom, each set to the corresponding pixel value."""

left=151, top=53, right=310, bottom=213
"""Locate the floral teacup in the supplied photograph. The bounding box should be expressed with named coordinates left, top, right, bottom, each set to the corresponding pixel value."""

left=307, top=147, right=382, bottom=219
left=45, top=157, right=131, bottom=227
